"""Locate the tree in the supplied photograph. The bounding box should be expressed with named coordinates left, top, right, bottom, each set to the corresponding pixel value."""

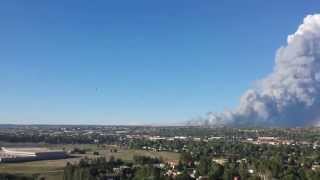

left=223, top=168, right=233, bottom=180
left=282, top=174, right=299, bottom=180
left=180, top=152, right=193, bottom=165
left=238, top=162, right=249, bottom=179
left=197, top=156, right=209, bottom=176
left=209, top=163, right=224, bottom=179
left=176, top=170, right=192, bottom=180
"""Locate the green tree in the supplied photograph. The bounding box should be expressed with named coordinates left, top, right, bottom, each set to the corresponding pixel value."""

left=197, top=156, right=209, bottom=176
left=209, top=163, right=224, bottom=179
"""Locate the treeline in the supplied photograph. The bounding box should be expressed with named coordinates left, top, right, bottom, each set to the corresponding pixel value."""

left=0, top=173, right=35, bottom=180
left=1, top=127, right=320, bottom=145
left=145, top=127, right=320, bottom=142
left=63, top=156, right=167, bottom=180
left=0, top=134, right=120, bottom=144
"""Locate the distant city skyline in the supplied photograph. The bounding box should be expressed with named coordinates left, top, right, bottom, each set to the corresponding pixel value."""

left=1, top=1, right=319, bottom=125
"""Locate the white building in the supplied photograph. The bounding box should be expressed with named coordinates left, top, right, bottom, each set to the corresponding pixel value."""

left=0, top=147, right=67, bottom=162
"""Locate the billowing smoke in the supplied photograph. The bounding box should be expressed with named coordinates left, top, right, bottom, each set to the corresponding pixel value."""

left=207, top=14, right=320, bottom=127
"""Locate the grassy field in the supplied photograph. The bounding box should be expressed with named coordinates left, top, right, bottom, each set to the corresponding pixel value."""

left=45, top=144, right=180, bottom=161
left=0, top=144, right=180, bottom=180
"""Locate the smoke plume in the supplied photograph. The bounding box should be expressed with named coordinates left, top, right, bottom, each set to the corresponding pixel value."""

left=206, top=14, right=320, bottom=127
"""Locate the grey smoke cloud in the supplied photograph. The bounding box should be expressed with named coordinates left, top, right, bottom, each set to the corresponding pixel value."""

left=207, top=14, right=320, bottom=127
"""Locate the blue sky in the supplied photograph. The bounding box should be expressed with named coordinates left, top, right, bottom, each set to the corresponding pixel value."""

left=0, top=1, right=319, bottom=125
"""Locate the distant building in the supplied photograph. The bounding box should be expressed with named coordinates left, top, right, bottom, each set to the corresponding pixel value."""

left=312, top=164, right=320, bottom=171
left=0, top=147, right=67, bottom=162
left=257, top=137, right=279, bottom=145
left=166, top=160, right=179, bottom=168
left=212, top=158, right=227, bottom=165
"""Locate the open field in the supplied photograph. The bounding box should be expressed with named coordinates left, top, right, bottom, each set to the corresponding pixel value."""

left=44, top=144, right=180, bottom=162
left=0, top=143, right=180, bottom=179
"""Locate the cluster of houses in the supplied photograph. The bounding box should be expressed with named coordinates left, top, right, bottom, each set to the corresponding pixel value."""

left=245, top=136, right=319, bottom=148
left=244, top=136, right=292, bottom=145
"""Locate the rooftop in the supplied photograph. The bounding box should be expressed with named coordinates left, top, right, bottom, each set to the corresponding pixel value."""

left=2, top=147, right=63, bottom=153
